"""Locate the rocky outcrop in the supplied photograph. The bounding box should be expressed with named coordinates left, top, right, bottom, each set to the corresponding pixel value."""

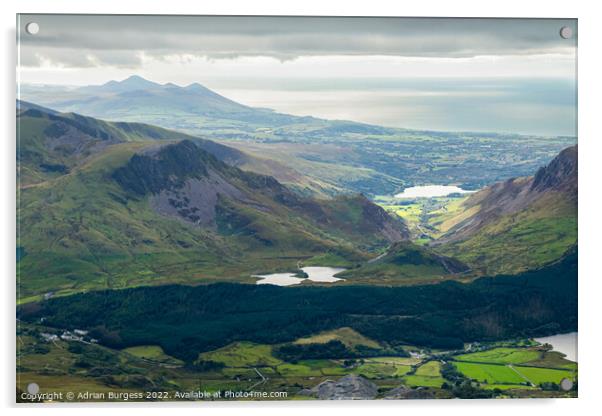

left=531, top=145, right=577, bottom=195
left=114, top=140, right=409, bottom=243
left=112, top=140, right=215, bottom=196
left=299, top=374, right=378, bottom=400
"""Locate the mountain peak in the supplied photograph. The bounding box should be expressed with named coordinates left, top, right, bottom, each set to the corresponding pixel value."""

left=120, top=75, right=159, bottom=87
left=531, top=145, right=577, bottom=194
left=98, top=75, right=160, bottom=92
left=185, top=82, right=209, bottom=92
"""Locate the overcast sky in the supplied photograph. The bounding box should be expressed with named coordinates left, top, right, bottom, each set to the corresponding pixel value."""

left=18, top=15, right=577, bottom=136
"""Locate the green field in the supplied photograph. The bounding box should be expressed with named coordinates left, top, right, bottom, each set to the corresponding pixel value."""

left=122, top=345, right=183, bottom=366
left=353, top=362, right=410, bottom=379
left=17, top=320, right=577, bottom=401
left=197, top=342, right=282, bottom=367
left=275, top=359, right=356, bottom=377
left=293, top=327, right=381, bottom=349
left=377, top=195, right=471, bottom=241
left=415, top=361, right=442, bottom=376
left=401, top=361, right=445, bottom=388
left=403, top=375, right=445, bottom=388
left=453, top=360, right=576, bottom=388
left=513, top=366, right=576, bottom=385
left=454, top=347, right=540, bottom=365
left=276, top=362, right=324, bottom=377
left=453, top=362, right=528, bottom=385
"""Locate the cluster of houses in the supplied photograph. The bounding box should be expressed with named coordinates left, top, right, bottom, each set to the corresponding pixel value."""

left=40, top=329, right=98, bottom=344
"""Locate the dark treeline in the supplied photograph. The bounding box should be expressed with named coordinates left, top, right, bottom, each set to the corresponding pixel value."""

left=273, top=340, right=409, bottom=362
left=19, top=249, right=577, bottom=362
left=274, top=341, right=353, bottom=362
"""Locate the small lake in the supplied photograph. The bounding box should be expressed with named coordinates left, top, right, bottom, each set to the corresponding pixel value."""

left=254, top=266, right=346, bottom=286
left=534, top=332, right=578, bottom=362
left=394, top=185, right=474, bottom=199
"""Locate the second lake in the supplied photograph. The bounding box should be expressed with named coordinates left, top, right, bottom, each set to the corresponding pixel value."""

left=254, top=266, right=346, bottom=286
left=394, top=185, right=475, bottom=199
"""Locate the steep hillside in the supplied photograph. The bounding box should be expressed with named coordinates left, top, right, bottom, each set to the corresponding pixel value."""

left=17, top=100, right=196, bottom=186
left=17, top=139, right=407, bottom=299
left=111, top=140, right=407, bottom=245
left=433, top=146, right=577, bottom=274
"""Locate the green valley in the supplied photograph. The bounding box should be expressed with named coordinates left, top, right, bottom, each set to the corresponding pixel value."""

left=16, top=83, right=578, bottom=401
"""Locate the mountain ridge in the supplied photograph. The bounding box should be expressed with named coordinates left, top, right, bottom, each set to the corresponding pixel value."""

left=19, top=79, right=577, bottom=196
left=433, top=145, right=577, bottom=274
left=16, top=101, right=337, bottom=196
left=19, top=75, right=400, bottom=135
left=17, top=132, right=410, bottom=298
left=112, top=139, right=409, bottom=241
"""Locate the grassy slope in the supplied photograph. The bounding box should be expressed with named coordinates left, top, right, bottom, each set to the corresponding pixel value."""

left=18, top=141, right=269, bottom=299
left=226, top=141, right=407, bottom=196
left=17, top=116, right=59, bottom=186
left=337, top=241, right=467, bottom=284
left=198, top=342, right=283, bottom=367
left=17, top=144, right=264, bottom=297
left=121, top=345, right=184, bottom=365
left=19, top=144, right=230, bottom=296
left=436, top=193, right=576, bottom=275
left=18, top=138, right=407, bottom=298
left=17, top=109, right=195, bottom=187
left=430, top=198, right=478, bottom=235
left=433, top=146, right=577, bottom=275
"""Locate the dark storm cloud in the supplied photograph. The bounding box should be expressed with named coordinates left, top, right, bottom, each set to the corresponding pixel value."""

left=18, top=15, right=577, bottom=67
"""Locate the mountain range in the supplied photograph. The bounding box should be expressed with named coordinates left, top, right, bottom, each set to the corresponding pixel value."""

left=20, top=76, right=576, bottom=196
left=16, top=61, right=579, bottom=402
left=17, top=80, right=577, bottom=299
left=20, top=75, right=392, bottom=137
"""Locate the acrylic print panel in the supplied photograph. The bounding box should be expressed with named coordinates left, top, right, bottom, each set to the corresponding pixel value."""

left=16, top=15, right=577, bottom=402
